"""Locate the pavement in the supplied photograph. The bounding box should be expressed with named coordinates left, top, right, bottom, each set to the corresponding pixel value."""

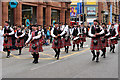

left=0, top=38, right=118, bottom=78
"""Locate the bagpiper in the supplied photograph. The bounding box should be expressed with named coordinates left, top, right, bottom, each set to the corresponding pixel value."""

left=51, top=22, right=63, bottom=60
left=25, top=25, right=43, bottom=64
left=88, top=20, right=104, bottom=62
left=79, top=23, right=87, bottom=48
left=3, top=21, right=14, bottom=58
left=71, top=23, right=80, bottom=51
left=60, top=24, right=71, bottom=53
left=101, top=23, right=110, bottom=58
left=15, top=26, right=25, bottom=55
left=109, top=24, right=118, bottom=53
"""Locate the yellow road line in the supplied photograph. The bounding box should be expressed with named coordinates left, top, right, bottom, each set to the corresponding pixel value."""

left=60, top=48, right=90, bottom=59
left=1, top=48, right=90, bottom=60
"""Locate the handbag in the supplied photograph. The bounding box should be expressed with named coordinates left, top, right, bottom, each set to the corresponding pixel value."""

left=93, top=40, right=98, bottom=45
left=54, top=39, right=58, bottom=46
left=17, top=38, right=20, bottom=43
left=65, top=36, right=69, bottom=42
left=4, top=38, right=8, bottom=43
left=32, top=44, right=37, bottom=50
left=101, top=38, right=105, bottom=43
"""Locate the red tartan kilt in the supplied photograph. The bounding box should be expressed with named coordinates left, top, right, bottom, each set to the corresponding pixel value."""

left=3, top=37, right=12, bottom=48
left=29, top=39, right=43, bottom=53
left=15, top=39, right=25, bottom=47
left=90, top=38, right=103, bottom=50
left=62, top=38, right=71, bottom=46
left=39, top=38, right=43, bottom=45
left=52, top=38, right=63, bottom=49
left=104, top=38, right=109, bottom=47
left=109, top=39, right=118, bottom=45
left=73, top=36, right=80, bottom=44
left=79, top=34, right=86, bottom=42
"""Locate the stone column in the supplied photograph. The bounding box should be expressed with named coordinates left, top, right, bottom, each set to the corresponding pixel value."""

left=0, top=2, right=2, bottom=26
left=14, top=2, right=22, bottom=26
left=2, top=2, right=8, bottom=27
left=45, top=6, right=51, bottom=26
left=37, top=4, right=43, bottom=26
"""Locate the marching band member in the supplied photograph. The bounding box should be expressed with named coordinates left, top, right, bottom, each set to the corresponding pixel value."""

left=71, top=23, right=80, bottom=51
left=60, top=25, right=71, bottom=53
left=109, top=24, right=118, bottom=53
left=88, top=20, right=104, bottom=62
left=101, top=23, right=110, bottom=58
left=3, top=21, right=14, bottom=58
left=15, top=26, right=25, bottom=55
left=51, top=22, right=63, bottom=60
left=25, top=25, right=43, bottom=64
left=79, top=23, right=87, bottom=48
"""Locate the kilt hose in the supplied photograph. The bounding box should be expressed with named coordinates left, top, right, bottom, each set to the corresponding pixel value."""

left=52, top=38, right=64, bottom=49
left=3, top=37, right=12, bottom=49
left=62, top=38, right=71, bottom=47
left=90, top=38, right=103, bottom=50
left=29, top=39, right=43, bottom=53
left=15, top=38, right=25, bottom=48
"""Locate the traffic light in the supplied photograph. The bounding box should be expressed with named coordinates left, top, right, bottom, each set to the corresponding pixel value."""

left=80, top=14, right=86, bottom=22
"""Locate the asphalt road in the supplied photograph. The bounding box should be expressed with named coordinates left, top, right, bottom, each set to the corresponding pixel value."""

left=1, top=38, right=118, bottom=78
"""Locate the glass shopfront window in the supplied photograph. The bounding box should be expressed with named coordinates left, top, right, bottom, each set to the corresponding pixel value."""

left=51, top=9, right=60, bottom=25
left=22, top=5, right=37, bottom=25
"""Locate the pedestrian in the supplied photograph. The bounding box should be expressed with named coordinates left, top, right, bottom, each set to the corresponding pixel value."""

left=51, top=22, right=63, bottom=60
left=25, top=25, right=43, bottom=64
left=15, top=26, right=25, bottom=55
left=71, top=23, right=80, bottom=51
left=88, top=20, right=104, bottom=62
left=101, top=23, right=110, bottom=58
left=3, top=21, right=14, bottom=58
left=46, top=27, right=50, bottom=45
left=109, top=24, right=118, bottom=53
left=0, top=26, right=4, bottom=52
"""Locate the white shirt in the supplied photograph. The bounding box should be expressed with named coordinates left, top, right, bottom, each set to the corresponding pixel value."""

left=3, top=26, right=14, bottom=35
left=25, top=31, right=41, bottom=44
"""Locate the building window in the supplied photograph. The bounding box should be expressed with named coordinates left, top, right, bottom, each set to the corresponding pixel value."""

left=51, top=9, right=60, bottom=25
left=22, top=5, right=37, bottom=25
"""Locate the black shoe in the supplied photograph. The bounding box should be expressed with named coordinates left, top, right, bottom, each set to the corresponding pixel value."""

left=32, top=59, right=36, bottom=63
left=103, top=55, right=106, bottom=58
left=77, top=48, right=79, bottom=51
left=57, top=54, right=59, bottom=60
left=34, top=61, right=38, bottom=64
left=55, top=54, right=57, bottom=58
left=92, top=55, right=96, bottom=61
left=101, top=54, right=104, bottom=57
left=72, top=49, right=75, bottom=51
left=18, top=53, right=21, bottom=55
left=66, top=49, right=68, bottom=53
left=6, top=56, right=10, bottom=58
left=96, top=57, right=99, bottom=62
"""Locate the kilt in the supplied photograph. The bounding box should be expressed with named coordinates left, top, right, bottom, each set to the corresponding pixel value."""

left=109, top=39, right=118, bottom=45
left=90, top=38, right=103, bottom=50
left=3, top=37, right=12, bottom=49
left=52, top=38, right=63, bottom=49
left=73, top=36, right=80, bottom=45
left=29, top=39, right=43, bottom=53
left=101, top=37, right=109, bottom=48
left=80, top=34, right=86, bottom=42
left=62, top=38, right=71, bottom=46
left=15, top=39, right=25, bottom=48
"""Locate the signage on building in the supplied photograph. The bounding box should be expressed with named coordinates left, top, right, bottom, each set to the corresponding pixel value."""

left=87, top=7, right=96, bottom=16
left=9, top=0, right=18, bottom=8
left=77, top=3, right=82, bottom=14
left=70, top=6, right=77, bottom=17
left=86, top=0, right=96, bottom=5
left=110, top=4, right=112, bottom=24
